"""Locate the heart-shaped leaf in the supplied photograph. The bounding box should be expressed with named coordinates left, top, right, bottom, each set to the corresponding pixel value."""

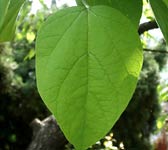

left=150, top=0, right=168, bottom=43
left=36, top=6, right=143, bottom=150
left=0, top=0, right=25, bottom=42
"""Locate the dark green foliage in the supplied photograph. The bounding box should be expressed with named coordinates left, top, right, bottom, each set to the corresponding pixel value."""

left=0, top=43, right=50, bottom=150
left=111, top=41, right=167, bottom=150
left=0, top=2, right=51, bottom=149
left=154, top=40, right=167, bottom=70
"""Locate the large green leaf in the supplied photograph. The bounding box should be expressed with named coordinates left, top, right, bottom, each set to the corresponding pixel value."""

left=0, top=0, right=25, bottom=42
left=0, top=0, right=10, bottom=29
left=150, top=0, right=168, bottom=43
left=75, top=0, right=142, bottom=28
left=36, top=6, right=143, bottom=150
left=109, top=0, right=142, bottom=28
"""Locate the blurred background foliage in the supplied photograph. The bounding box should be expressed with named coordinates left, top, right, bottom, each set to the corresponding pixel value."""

left=0, top=0, right=168, bottom=150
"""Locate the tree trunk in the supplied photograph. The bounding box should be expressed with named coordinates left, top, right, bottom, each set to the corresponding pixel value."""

left=27, top=115, right=68, bottom=150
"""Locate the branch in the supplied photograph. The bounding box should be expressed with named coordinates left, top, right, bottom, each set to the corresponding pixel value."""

left=138, top=20, right=158, bottom=35
left=139, top=21, right=168, bottom=53
left=143, top=48, right=168, bottom=54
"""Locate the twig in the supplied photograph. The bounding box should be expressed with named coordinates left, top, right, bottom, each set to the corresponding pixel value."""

left=143, top=48, right=168, bottom=54
left=138, top=20, right=158, bottom=35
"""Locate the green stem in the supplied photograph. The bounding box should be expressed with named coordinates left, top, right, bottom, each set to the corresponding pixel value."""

left=75, top=0, right=89, bottom=8
left=82, top=0, right=89, bottom=8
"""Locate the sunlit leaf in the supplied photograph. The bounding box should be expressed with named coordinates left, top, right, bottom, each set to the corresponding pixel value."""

left=0, top=0, right=10, bottom=29
left=26, top=31, right=35, bottom=43
left=157, top=115, right=167, bottom=129
left=36, top=6, right=143, bottom=150
left=157, top=82, right=168, bottom=102
left=24, top=49, right=35, bottom=60
left=0, top=0, right=25, bottom=42
left=150, top=0, right=168, bottom=43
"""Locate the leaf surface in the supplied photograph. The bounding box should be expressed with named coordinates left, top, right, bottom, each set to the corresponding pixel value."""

left=75, top=0, right=142, bottom=28
left=0, top=0, right=10, bottom=29
left=0, top=0, right=25, bottom=42
left=36, top=6, right=143, bottom=150
left=150, top=0, right=168, bottom=43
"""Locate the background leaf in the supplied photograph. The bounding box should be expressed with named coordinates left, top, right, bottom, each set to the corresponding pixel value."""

left=0, top=0, right=25, bottom=42
left=0, top=0, right=10, bottom=29
left=150, top=0, right=168, bottom=43
left=36, top=6, right=143, bottom=150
